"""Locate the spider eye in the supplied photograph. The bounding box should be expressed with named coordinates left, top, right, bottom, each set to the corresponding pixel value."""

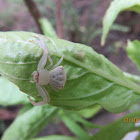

left=35, top=76, right=38, bottom=80
left=35, top=73, right=39, bottom=83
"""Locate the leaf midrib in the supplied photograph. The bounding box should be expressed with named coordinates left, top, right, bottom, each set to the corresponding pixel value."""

left=0, top=61, right=37, bottom=64
left=57, top=54, right=140, bottom=95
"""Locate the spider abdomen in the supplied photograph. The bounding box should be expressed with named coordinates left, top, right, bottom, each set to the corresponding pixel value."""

left=49, top=66, right=66, bottom=89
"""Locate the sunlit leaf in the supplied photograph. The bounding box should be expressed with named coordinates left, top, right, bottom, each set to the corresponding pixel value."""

left=0, top=32, right=140, bottom=112
left=1, top=104, right=58, bottom=140
left=126, top=40, right=140, bottom=70
left=59, top=111, right=90, bottom=140
left=17, top=104, right=33, bottom=116
left=65, top=111, right=103, bottom=130
left=39, top=18, right=57, bottom=38
left=0, top=76, right=28, bottom=106
left=78, top=105, right=102, bottom=119
left=102, top=0, right=140, bottom=45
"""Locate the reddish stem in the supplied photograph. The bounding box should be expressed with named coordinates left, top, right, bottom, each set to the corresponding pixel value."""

left=55, top=0, right=63, bottom=38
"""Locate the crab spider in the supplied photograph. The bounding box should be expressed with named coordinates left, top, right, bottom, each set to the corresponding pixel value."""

left=28, top=35, right=66, bottom=106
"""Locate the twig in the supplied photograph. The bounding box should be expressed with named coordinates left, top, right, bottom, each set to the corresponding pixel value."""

left=24, top=0, right=43, bottom=34
left=55, top=0, right=63, bottom=38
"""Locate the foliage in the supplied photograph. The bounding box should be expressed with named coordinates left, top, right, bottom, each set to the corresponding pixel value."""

left=0, top=77, right=28, bottom=106
left=39, top=18, right=57, bottom=38
left=126, top=40, right=140, bottom=70
left=59, top=111, right=89, bottom=140
left=1, top=0, right=140, bottom=140
left=78, top=104, right=102, bottom=119
left=91, top=111, right=140, bottom=140
left=102, top=0, right=140, bottom=45
left=1, top=31, right=140, bottom=113
left=2, top=105, right=58, bottom=140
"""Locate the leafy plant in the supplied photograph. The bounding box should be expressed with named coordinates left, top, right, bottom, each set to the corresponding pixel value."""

left=1, top=0, right=140, bottom=140
left=1, top=31, right=140, bottom=112
left=101, top=0, right=140, bottom=45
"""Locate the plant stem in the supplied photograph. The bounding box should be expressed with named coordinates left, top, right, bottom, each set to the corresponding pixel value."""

left=24, top=0, right=43, bottom=34
left=55, top=0, right=63, bottom=38
left=0, top=109, right=17, bottom=120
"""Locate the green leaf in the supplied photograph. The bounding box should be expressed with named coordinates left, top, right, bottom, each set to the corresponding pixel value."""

left=17, top=104, right=33, bottom=116
left=78, top=105, right=102, bottom=119
left=39, top=18, right=57, bottom=38
left=0, top=76, right=28, bottom=106
left=59, top=111, right=90, bottom=140
left=136, top=134, right=140, bottom=140
left=102, top=0, right=140, bottom=45
left=111, top=24, right=130, bottom=33
left=91, top=111, right=140, bottom=140
left=1, top=104, right=58, bottom=140
left=65, top=111, right=103, bottom=130
left=0, top=31, right=140, bottom=113
left=126, top=40, right=140, bottom=70
left=30, top=135, right=78, bottom=140
left=124, top=72, right=140, bottom=84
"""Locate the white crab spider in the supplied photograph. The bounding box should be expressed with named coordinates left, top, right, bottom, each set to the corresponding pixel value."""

left=28, top=35, right=66, bottom=106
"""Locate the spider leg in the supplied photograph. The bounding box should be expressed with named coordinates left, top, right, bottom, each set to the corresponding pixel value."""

left=31, top=35, right=48, bottom=71
left=29, top=37, right=48, bottom=71
left=28, top=96, right=48, bottom=106
left=30, top=80, right=36, bottom=83
left=30, top=71, right=37, bottom=83
left=27, top=83, right=50, bottom=106
left=32, top=35, right=54, bottom=71
left=51, top=55, right=64, bottom=70
left=32, top=34, right=58, bottom=53
left=46, top=55, right=53, bottom=70
left=32, top=35, right=48, bottom=54
left=37, top=52, right=48, bottom=71
left=47, top=37, right=58, bottom=51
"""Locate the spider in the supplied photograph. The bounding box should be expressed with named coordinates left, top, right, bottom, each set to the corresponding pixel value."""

left=28, top=35, right=66, bottom=106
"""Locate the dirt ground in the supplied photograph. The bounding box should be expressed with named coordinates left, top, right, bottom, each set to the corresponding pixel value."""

left=0, top=0, right=140, bottom=138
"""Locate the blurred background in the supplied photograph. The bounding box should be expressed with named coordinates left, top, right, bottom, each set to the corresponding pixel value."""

left=0, top=0, right=140, bottom=138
